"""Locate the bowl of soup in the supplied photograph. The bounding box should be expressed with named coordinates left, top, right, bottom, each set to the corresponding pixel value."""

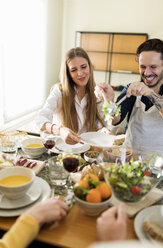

left=0, top=166, right=35, bottom=199
left=21, top=137, right=46, bottom=158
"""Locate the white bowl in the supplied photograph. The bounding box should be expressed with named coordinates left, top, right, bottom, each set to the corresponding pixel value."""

left=0, top=166, right=35, bottom=199
left=84, top=151, right=100, bottom=163
left=21, top=137, right=46, bottom=158
left=75, top=196, right=111, bottom=216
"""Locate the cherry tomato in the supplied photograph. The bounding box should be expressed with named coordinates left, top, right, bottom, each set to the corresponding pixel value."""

left=131, top=186, right=142, bottom=195
left=143, top=170, right=151, bottom=177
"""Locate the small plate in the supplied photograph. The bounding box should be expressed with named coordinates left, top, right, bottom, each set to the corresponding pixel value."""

left=134, top=205, right=163, bottom=243
left=0, top=179, right=41, bottom=209
left=53, top=138, right=90, bottom=154
left=81, top=132, right=115, bottom=147
left=0, top=177, right=51, bottom=217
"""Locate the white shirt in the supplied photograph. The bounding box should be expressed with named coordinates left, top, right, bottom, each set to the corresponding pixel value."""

left=35, top=84, right=106, bottom=135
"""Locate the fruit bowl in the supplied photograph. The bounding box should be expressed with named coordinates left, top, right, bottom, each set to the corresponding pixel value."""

left=73, top=173, right=112, bottom=215
left=75, top=195, right=111, bottom=216
left=100, top=160, right=161, bottom=203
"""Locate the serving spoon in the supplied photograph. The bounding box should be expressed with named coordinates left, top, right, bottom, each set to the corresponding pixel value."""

left=102, top=92, right=126, bottom=117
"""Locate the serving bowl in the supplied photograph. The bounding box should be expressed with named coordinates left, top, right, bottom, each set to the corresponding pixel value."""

left=21, top=137, right=46, bottom=158
left=0, top=166, right=35, bottom=199
left=73, top=173, right=112, bottom=215
left=84, top=151, right=100, bottom=163
left=98, top=146, right=132, bottom=163
left=75, top=196, right=111, bottom=216
left=100, top=160, right=161, bottom=203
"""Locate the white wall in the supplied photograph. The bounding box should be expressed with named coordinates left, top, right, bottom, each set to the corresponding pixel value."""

left=45, top=0, right=63, bottom=96
left=60, top=0, right=163, bottom=86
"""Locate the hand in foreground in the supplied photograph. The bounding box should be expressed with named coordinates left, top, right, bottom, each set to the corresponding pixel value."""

left=59, top=126, right=81, bottom=144
left=26, top=198, right=68, bottom=225
left=94, top=82, right=115, bottom=102
left=96, top=203, right=127, bottom=241
left=127, top=81, right=153, bottom=98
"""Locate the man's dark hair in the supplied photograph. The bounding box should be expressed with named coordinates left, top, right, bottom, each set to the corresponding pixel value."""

left=137, top=38, right=163, bottom=60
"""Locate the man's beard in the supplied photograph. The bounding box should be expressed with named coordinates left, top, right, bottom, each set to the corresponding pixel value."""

left=143, top=70, right=163, bottom=88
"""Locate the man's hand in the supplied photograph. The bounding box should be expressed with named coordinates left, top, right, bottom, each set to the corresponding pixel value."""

left=96, top=203, right=127, bottom=241
left=127, top=82, right=153, bottom=98
left=94, top=82, right=115, bottom=102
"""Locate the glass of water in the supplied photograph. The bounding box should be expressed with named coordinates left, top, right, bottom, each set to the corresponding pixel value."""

left=48, top=156, right=68, bottom=187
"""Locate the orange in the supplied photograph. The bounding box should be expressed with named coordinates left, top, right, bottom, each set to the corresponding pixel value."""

left=96, top=182, right=112, bottom=199
left=86, top=188, right=102, bottom=203
left=83, top=173, right=99, bottom=183
left=73, top=180, right=89, bottom=196
left=74, top=180, right=89, bottom=189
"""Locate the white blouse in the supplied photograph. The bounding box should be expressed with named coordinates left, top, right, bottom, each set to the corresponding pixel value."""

left=35, top=84, right=106, bottom=135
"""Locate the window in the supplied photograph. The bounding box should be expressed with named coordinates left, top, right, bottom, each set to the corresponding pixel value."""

left=0, top=0, right=47, bottom=127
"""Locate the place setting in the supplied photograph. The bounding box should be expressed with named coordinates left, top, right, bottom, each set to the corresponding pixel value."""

left=0, top=167, right=51, bottom=217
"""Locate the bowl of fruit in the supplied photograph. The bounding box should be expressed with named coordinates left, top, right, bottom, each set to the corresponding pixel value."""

left=73, top=173, right=112, bottom=216
left=100, top=160, right=161, bottom=203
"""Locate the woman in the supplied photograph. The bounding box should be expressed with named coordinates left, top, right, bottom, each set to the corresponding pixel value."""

left=36, top=47, right=106, bottom=144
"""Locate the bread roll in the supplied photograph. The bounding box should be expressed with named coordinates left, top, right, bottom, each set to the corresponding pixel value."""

left=143, top=221, right=163, bottom=242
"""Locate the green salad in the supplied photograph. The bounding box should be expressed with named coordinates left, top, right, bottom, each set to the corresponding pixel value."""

left=102, top=101, right=121, bottom=124
left=104, top=160, right=154, bottom=202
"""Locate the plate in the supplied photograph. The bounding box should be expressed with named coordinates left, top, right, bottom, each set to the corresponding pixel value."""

left=0, top=179, right=41, bottom=209
left=134, top=205, right=163, bottom=243
left=80, top=132, right=116, bottom=147
left=53, top=138, right=90, bottom=154
left=0, top=176, right=51, bottom=217
left=0, top=153, right=45, bottom=175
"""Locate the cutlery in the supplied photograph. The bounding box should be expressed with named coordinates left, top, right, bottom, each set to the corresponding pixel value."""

left=102, top=92, right=126, bottom=116
left=64, top=189, right=75, bottom=214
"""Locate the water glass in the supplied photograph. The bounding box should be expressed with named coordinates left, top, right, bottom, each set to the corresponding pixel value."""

left=0, top=136, right=17, bottom=153
left=48, top=156, right=68, bottom=186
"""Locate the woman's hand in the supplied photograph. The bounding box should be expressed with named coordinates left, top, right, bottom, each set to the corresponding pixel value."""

left=99, top=127, right=112, bottom=135
left=127, top=81, right=153, bottom=97
left=59, top=127, right=81, bottom=144
left=26, top=198, right=68, bottom=225
left=94, top=82, right=115, bottom=102
left=96, top=203, right=127, bottom=241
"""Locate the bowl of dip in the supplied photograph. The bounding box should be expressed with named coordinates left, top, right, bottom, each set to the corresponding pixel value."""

left=0, top=166, right=35, bottom=199
left=21, top=137, right=46, bottom=158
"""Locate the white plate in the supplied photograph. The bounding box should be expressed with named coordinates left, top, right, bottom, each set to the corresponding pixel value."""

left=134, top=205, right=163, bottom=244
left=53, top=138, right=90, bottom=154
left=0, top=177, right=51, bottom=217
left=80, top=132, right=115, bottom=147
left=0, top=179, right=41, bottom=209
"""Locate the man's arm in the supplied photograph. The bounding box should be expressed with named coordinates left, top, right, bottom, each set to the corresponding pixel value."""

left=147, top=91, right=163, bottom=116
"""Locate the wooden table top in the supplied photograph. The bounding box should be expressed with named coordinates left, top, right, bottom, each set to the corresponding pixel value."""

left=0, top=202, right=137, bottom=248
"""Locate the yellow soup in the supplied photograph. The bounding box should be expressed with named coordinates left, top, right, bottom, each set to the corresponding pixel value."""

left=0, top=175, right=31, bottom=187
left=26, top=143, right=43, bottom=148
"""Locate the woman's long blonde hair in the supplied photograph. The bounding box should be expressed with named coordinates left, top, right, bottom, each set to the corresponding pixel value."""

left=59, top=47, right=104, bottom=133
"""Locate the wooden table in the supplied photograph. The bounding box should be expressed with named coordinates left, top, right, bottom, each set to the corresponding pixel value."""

left=0, top=202, right=137, bottom=248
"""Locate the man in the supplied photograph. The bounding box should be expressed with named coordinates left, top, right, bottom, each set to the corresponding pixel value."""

left=95, top=39, right=163, bottom=155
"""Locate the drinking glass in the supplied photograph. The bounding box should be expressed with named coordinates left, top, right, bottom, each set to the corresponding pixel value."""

left=43, top=138, right=55, bottom=155
left=63, top=157, right=79, bottom=188
left=48, top=157, right=67, bottom=187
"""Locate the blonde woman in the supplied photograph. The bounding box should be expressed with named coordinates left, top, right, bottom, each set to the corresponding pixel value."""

left=36, top=47, right=106, bottom=144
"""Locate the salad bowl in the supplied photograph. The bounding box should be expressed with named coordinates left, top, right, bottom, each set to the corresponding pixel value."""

left=100, top=160, right=162, bottom=203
